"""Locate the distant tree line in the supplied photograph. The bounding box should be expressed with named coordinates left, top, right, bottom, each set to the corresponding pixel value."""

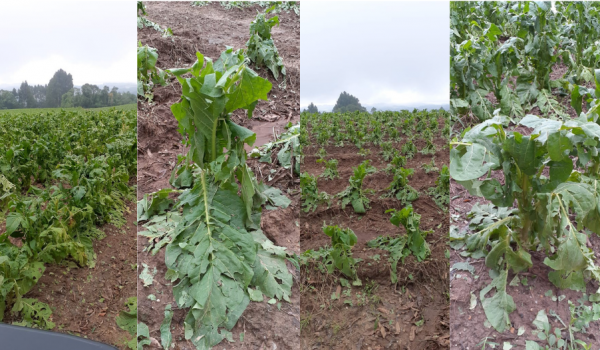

left=303, top=92, right=369, bottom=114
left=0, top=69, right=135, bottom=110
left=333, top=91, right=367, bottom=113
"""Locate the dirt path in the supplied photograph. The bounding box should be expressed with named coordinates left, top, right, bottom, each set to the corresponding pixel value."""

left=136, top=2, right=300, bottom=349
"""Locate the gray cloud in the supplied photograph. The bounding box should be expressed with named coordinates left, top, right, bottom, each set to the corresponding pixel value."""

left=300, top=1, right=449, bottom=111
left=0, top=1, right=136, bottom=88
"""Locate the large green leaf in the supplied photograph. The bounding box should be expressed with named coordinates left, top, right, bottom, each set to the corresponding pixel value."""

left=503, top=133, right=538, bottom=176
left=165, top=170, right=291, bottom=349
left=225, top=67, right=272, bottom=115
left=480, top=270, right=515, bottom=333
left=450, top=144, right=491, bottom=181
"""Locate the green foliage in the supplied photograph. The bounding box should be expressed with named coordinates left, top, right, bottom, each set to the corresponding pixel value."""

left=368, top=205, right=431, bottom=283
left=11, top=299, right=55, bottom=330
left=385, top=152, right=406, bottom=174
left=300, top=172, right=330, bottom=212
left=337, top=160, right=376, bottom=213
left=160, top=304, right=174, bottom=350
left=421, top=157, right=439, bottom=174
left=137, top=43, right=169, bottom=101
left=401, top=138, right=416, bottom=159
left=134, top=47, right=292, bottom=349
left=428, top=164, right=449, bottom=211
left=164, top=168, right=292, bottom=349
left=319, top=225, right=359, bottom=281
left=450, top=114, right=600, bottom=332
left=137, top=2, right=173, bottom=37
left=246, top=7, right=286, bottom=81
left=388, top=205, right=431, bottom=263
left=116, top=297, right=138, bottom=336
left=250, top=123, right=300, bottom=175
left=166, top=47, right=271, bottom=218
left=381, top=167, right=418, bottom=205
left=450, top=1, right=600, bottom=126
left=116, top=297, right=138, bottom=349
left=317, top=158, right=339, bottom=180
left=380, top=141, right=396, bottom=161
left=0, top=108, right=136, bottom=329
left=137, top=322, right=152, bottom=349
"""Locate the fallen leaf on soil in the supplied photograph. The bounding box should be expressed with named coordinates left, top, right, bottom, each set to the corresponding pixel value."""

left=336, top=285, right=341, bottom=299
left=409, top=326, right=416, bottom=341
left=377, top=307, right=389, bottom=315
left=380, top=323, right=387, bottom=338
left=395, top=321, right=401, bottom=335
left=399, top=302, right=414, bottom=310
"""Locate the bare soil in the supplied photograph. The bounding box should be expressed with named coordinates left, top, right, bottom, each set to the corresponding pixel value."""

left=301, top=130, right=450, bottom=350
left=136, top=2, right=300, bottom=349
left=3, top=201, right=138, bottom=350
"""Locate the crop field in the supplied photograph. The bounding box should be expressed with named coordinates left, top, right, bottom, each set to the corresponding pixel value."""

left=0, top=108, right=138, bottom=348
left=136, top=1, right=300, bottom=349
left=449, top=2, right=600, bottom=349
left=0, top=103, right=137, bottom=116
left=299, top=110, right=451, bottom=349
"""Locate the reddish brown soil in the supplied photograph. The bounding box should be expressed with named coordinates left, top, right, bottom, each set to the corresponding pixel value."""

left=301, top=127, right=450, bottom=350
left=136, top=2, right=300, bottom=349
left=450, top=58, right=600, bottom=348
left=3, top=202, right=138, bottom=350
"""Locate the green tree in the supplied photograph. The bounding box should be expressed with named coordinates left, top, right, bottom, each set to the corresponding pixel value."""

left=0, top=90, right=18, bottom=109
left=18, top=81, right=36, bottom=108
left=60, top=89, right=74, bottom=108
left=306, top=102, right=319, bottom=113
left=332, top=91, right=367, bottom=113
left=46, top=69, right=74, bottom=107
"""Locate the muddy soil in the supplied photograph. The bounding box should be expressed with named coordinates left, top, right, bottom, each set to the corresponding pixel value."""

left=136, top=2, right=300, bottom=349
left=3, top=202, right=138, bottom=350
left=301, top=127, right=450, bottom=350
left=450, top=60, right=600, bottom=348
left=137, top=1, right=300, bottom=198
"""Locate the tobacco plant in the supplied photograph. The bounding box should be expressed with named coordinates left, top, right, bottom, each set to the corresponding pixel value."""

left=381, top=167, right=419, bottom=205
left=301, top=172, right=331, bottom=212
left=317, top=158, right=339, bottom=180
left=0, top=108, right=136, bottom=328
left=246, top=6, right=286, bottom=81
left=337, top=160, right=376, bottom=213
left=153, top=47, right=293, bottom=349
left=368, top=205, right=431, bottom=283
left=137, top=43, right=169, bottom=101
left=428, top=164, right=450, bottom=211
left=321, top=225, right=360, bottom=282
left=450, top=114, right=600, bottom=332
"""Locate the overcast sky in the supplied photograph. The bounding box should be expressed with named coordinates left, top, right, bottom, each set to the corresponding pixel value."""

left=301, top=1, right=449, bottom=110
left=0, top=1, right=136, bottom=88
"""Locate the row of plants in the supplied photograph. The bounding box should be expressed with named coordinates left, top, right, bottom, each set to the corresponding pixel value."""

left=300, top=108, right=449, bottom=283
left=0, top=108, right=137, bottom=329
left=450, top=1, right=600, bottom=124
